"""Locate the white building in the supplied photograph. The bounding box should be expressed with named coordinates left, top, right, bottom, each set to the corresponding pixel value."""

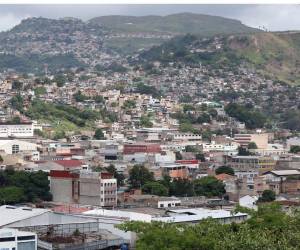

left=152, top=208, right=248, bottom=224
left=0, top=228, right=37, bottom=250
left=157, top=197, right=181, bottom=208
left=0, top=139, right=38, bottom=155
left=0, top=122, right=34, bottom=138
left=239, top=195, right=258, bottom=210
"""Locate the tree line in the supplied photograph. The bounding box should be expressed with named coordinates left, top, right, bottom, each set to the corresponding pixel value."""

left=0, top=168, right=52, bottom=204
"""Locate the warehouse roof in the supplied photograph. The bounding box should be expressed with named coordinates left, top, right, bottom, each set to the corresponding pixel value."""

left=0, top=205, right=49, bottom=227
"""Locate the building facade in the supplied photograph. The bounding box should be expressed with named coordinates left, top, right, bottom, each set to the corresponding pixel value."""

left=0, top=228, right=37, bottom=250
left=0, top=123, right=34, bottom=138
left=50, top=170, right=117, bottom=207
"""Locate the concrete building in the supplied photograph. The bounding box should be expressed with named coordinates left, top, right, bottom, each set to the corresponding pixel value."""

left=0, top=228, right=37, bottom=250
left=0, top=122, right=34, bottom=138
left=234, top=133, right=268, bottom=149
left=50, top=170, right=117, bottom=207
left=0, top=139, right=38, bottom=155
left=226, top=155, right=276, bottom=173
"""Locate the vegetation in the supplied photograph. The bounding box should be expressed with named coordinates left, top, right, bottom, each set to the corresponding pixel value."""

left=140, top=115, right=153, bottom=128
left=142, top=182, right=169, bottom=196
left=215, top=166, right=235, bottom=176
left=122, top=100, right=136, bottom=109
left=0, top=53, right=84, bottom=74
left=193, top=176, right=226, bottom=197
left=258, top=190, right=276, bottom=202
left=135, top=83, right=162, bottom=98
left=225, top=103, right=267, bottom=129
left=90, top=13, right=257, bottom=36
left=73, top=91, right=87, bottom=102
left=119, top=204, right=300, bottom=250
left=94, top=128, right=105, bottom=140
left=25, top=100, right=101, bottom=128
left=128, top=165, right=155, bottom=189
left=290, top=145, right=300, bottom=154
left=0, top=168, right=52, bottom=204
left=248, top=142, right=258, bottom=149
left=105, top=164, right=125, bottom=187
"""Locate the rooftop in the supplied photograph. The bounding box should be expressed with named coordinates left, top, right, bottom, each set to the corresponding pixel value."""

left=0, top=205, right=49, bottom=227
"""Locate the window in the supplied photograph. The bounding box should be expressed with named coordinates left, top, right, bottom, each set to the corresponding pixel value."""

left=12, top=144, right=20, bottom=154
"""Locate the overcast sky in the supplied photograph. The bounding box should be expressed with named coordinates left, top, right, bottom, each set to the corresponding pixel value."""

left=0, top=4, right=299, bottom=32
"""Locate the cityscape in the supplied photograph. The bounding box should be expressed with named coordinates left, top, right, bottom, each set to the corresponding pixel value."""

left=0, top=3, right=300, bottom=250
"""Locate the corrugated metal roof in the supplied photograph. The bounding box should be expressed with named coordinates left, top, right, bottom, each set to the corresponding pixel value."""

left=0, top=205, right=49, bottom=227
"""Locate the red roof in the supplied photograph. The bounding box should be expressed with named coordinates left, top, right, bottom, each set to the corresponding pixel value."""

left=215, top=173, right=235, bottom=181
left=176, top=160, right=199, bottom=164
left=54, top=160, right=82, bottom=168
left=50, top=170, right=79, bottom=178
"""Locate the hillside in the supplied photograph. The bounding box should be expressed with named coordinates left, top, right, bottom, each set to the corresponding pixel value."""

left=138, top=32, right=300, bottom=85
left=0, top=13, right=263, bottom=73
left=90, top=13, right=259, bottom=54
left=89, top=12, right=258, bottom=36
left=227, top=32, right=300, bottom=84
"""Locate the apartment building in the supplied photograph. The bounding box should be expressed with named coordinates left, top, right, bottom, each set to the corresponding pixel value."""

left=0, top=122, right=34, bottom=138
left=226, top=155, right=276, bottom=173
left=50, top=170, right=117, bottom=207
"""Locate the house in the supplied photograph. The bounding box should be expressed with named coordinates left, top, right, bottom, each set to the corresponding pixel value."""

left=239, top=195, right=258, bottom=210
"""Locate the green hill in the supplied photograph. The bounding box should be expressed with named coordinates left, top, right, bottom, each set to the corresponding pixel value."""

left=90, top=12, right=259, bottom=54
left=226, top=32, right=300, bottom=84
left=138, top=31, right=300, bottom=85
left=89, top=12, right=258, bottom=36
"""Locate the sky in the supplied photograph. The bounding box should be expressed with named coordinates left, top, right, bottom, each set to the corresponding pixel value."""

left=0, top=4, right=299, bottom=32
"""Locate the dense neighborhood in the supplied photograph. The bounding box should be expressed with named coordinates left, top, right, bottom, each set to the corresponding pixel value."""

left=0, top=12, right=300, bottom=250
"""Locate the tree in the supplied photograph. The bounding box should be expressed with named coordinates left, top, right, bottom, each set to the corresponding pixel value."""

left=195, top=153, right=205, bottom=162
left=215, top=166, right=235, bottom=176
left=122, top=100, right=136, bottom=109
left=10, top=94, right=24, bottom=112
left=170, top=178, right=195, bottom=197
left=248, top=142, right=258, bottom=149
left=73, top=91, right=87, bottom=102
left=140, top=115, right=153, bottom=128
left=179, top=123, right=195, bottom=133
left=290, top=145, right=300, bottom=154
left=193, top=176, right=225, bottom=197
left=185, top=145, right=198, bottom=152
left=54, top=74, right=66, bottom=87
left=128, top=165, right=154, bottom=189
left=225, top=103, right=266, bottom=129
left=142, top=182, right=168, bottom=196
left=94, top=128, right=105, bottom=140
left=105, top=164, right=125, bottom=187
left=0, top=170, right=51, bottom=203
left=119, top=204, right=298, bottom=250
left=0, top=186, right=24, bottom=204
left=258, top=190, right=276, bottom=202
left=175, top=151, right=183, bottom=160
left=93, top=95, right=104, bottom=103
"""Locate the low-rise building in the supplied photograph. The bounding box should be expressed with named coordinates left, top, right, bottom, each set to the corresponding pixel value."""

left=0, top=228, right=37, bottom=250
left=0, top=122, right=34, bottom=138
